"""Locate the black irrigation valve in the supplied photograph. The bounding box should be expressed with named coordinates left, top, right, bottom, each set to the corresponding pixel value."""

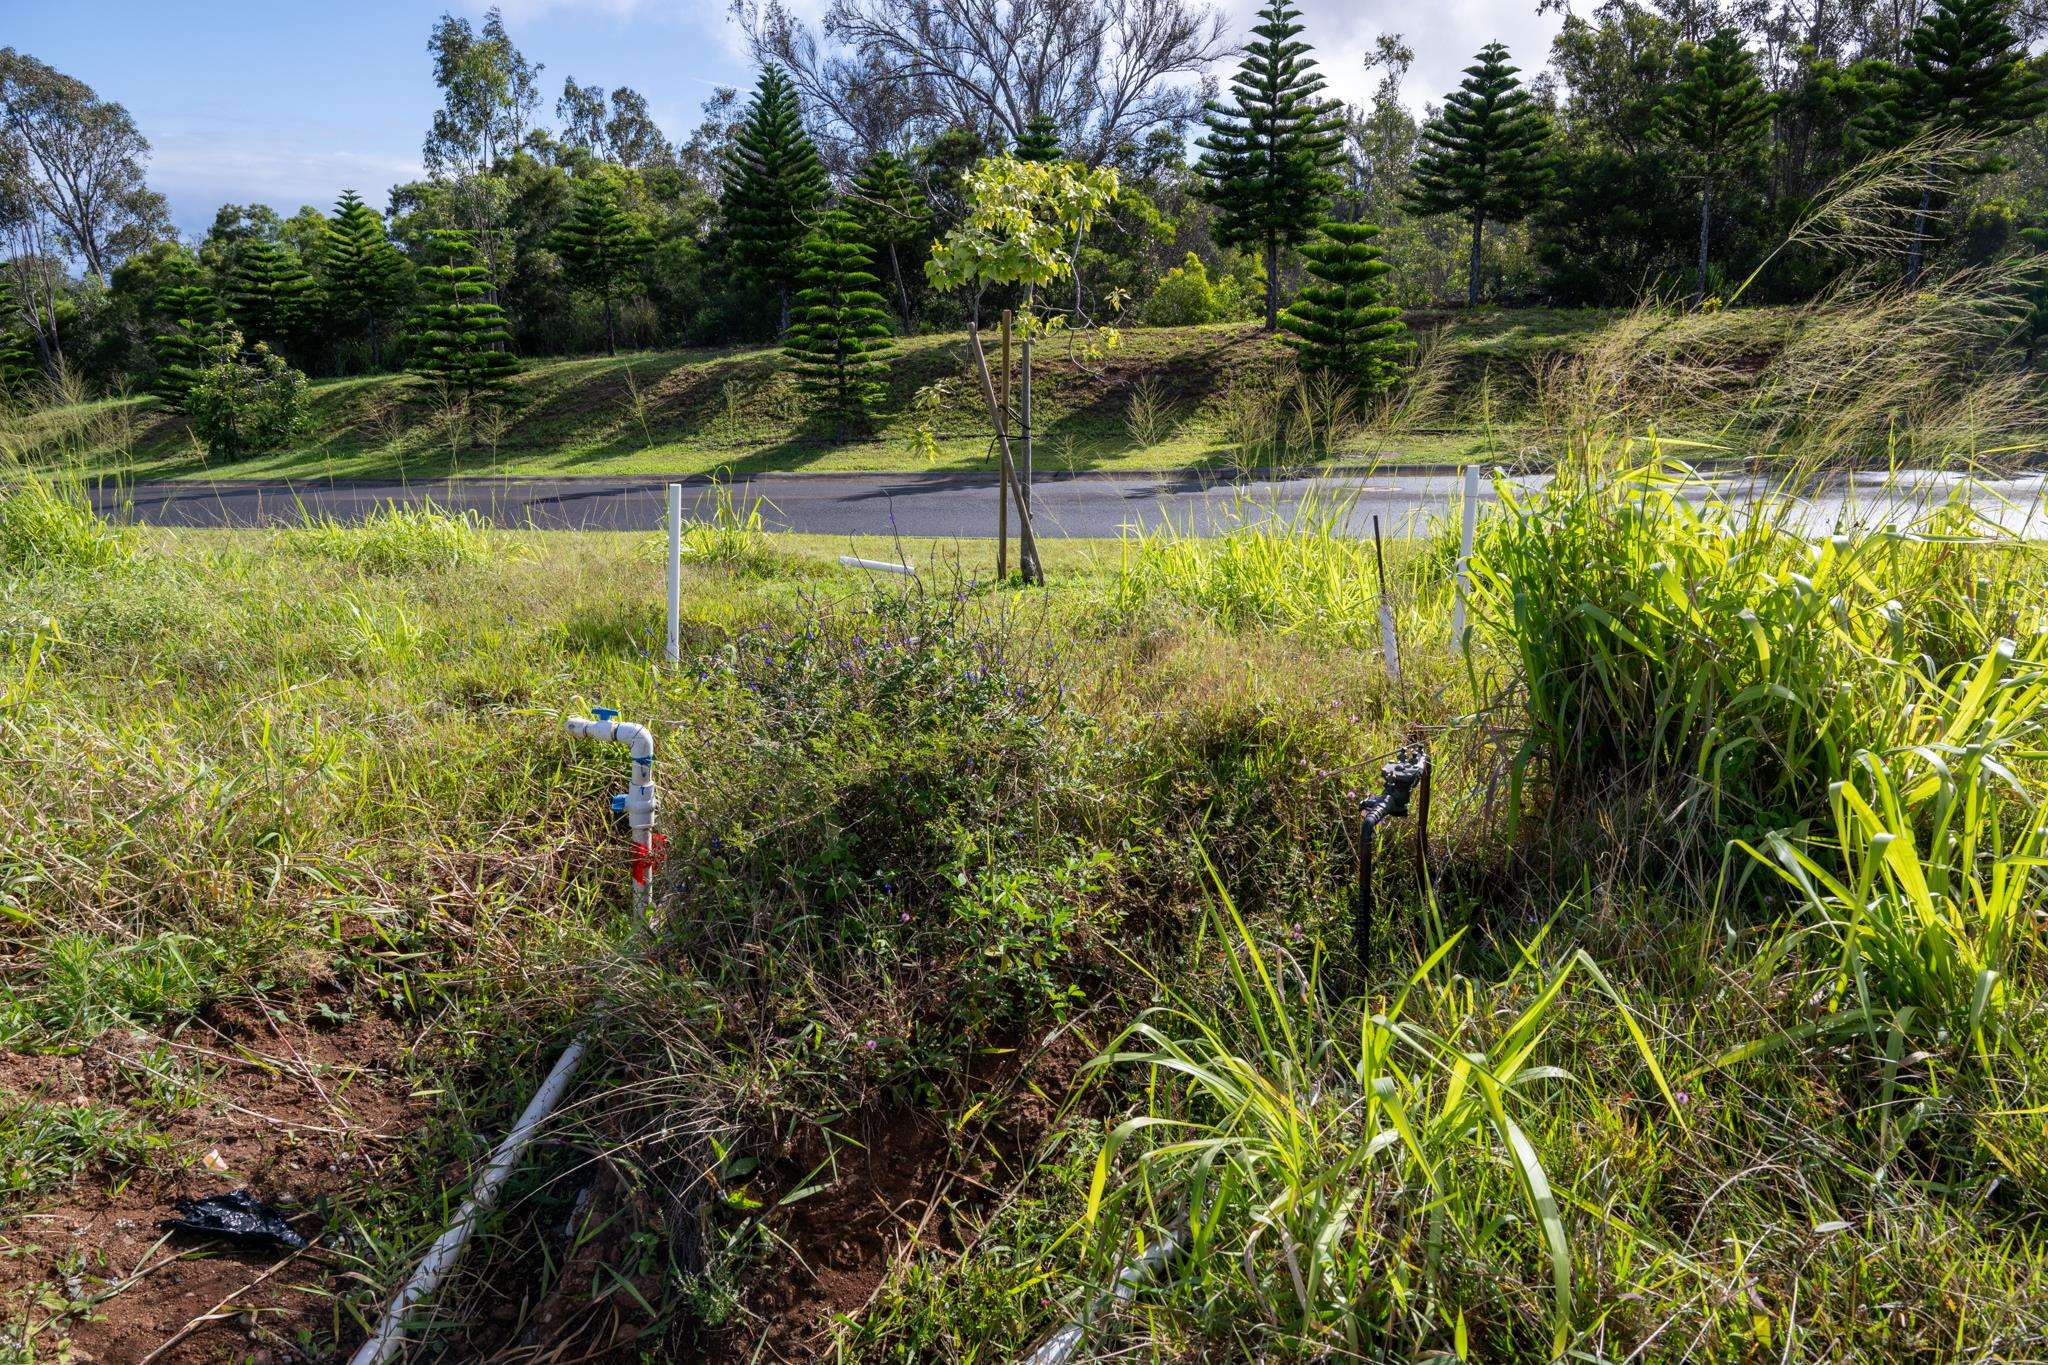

left=1356, top=744, right=1431, bottom=971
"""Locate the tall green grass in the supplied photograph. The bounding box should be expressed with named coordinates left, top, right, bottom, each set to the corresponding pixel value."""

left=286, top=498, right=490, bottom=572
left=1079, top=878, right=1682, bottom=1358
left=1468, top=448, right=2048, bottom=832
left=1743, top=639, right=2048, bottom=1049
left=0, top=476, right=129, bottom=576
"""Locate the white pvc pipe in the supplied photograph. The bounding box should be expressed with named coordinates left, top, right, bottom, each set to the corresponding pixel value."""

left=349, top=711, right=656, bottom=1365
left=839, top=554, right=916, bottom=577
left=348, top=1035, right=590, bottom=1365
left=1449, top=464, right=1480, bottom=652
left=665, top=483, right=682, bottom=666
left=1019, top=1228, right=1183, bottom=1365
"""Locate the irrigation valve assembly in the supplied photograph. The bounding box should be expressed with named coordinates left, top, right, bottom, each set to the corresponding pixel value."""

left=1356, top=744, right=1430, bottom=970
left=350, top=707, right=661, bottom=1365
left=568, top=706, right=666, bottom=903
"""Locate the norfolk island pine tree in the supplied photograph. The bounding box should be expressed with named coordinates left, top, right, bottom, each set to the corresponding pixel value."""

left=1862, top=0, right=2045, bottom=281
left=1196, top=0, right=1344, bottom=331
left=322, top=190, right=412, bottom=369
left=226, top=236, right=319, bottom=358
left=848, top=150, right=931, bottom=331
left=1405, top=42, right=1554, bottom=307
left=1278, top=219, right=1407, bottom=396
left=1013, top=113, right=1064, bottom=163
left=723, top=66, right=829, bottom=333
left=1654, top=28, right=1773, bottom=307
left=784, top=209, right=895, bottom=434
left=150, top=253, right=224, bottom=409
left=408, top=228, right=517, bottom=423
left=554, top=175, right=654, bottom=355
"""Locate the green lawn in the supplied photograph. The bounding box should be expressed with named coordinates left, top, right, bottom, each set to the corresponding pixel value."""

left=7, top=308, right=1798, bottom=483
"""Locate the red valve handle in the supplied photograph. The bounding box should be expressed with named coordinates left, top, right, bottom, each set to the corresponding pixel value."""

left=631, top=832, right=670, bottom=886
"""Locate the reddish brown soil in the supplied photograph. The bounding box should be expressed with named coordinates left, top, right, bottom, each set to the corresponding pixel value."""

left=488, top=1023, right=1098, bottom=1363
left=0, top=1002, right=423, bottom=1363
left=703, top=1024, right=1098, bottom=1363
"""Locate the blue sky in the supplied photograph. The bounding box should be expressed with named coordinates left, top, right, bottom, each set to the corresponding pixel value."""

left=12, top=0, right=1562, bottom=239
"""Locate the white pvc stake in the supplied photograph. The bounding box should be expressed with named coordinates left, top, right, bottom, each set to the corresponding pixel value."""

left=665, top=483, right=682, bottom=666
left=1449, top=464, right=1480, bottom=652
left=1372, top=514, right=1400, bottom=684
left=839, top=555, right=916, bottom=577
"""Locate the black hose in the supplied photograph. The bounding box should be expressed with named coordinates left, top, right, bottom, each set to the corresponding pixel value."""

left=1356, top=746, right=1430, bottom=971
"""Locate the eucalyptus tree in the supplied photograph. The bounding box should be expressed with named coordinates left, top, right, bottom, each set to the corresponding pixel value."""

left=0, top=48, right=170, bottom=281
left=732, top=0, right=1228, bottom=168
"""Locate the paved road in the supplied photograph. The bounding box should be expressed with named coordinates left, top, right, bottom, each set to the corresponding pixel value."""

left=91, top=468, right=2048, bottom=539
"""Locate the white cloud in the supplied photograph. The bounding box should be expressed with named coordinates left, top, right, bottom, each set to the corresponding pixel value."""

left=151, top=133, right=423, bottom=231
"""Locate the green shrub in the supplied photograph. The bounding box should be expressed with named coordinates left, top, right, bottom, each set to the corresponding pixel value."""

left=1144, top=252, right=1248, bottom=326
left=185, top=330, right=308, bottom=460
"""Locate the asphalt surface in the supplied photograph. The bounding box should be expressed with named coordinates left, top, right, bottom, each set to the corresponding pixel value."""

left=91, top=467, right=2048, bottom=539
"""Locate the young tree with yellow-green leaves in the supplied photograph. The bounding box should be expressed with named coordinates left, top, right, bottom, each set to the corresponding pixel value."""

left=928, top=153, right=1120, bottom=584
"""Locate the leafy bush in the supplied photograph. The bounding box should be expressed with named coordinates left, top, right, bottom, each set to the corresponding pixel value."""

left=1145, top=253, right=1226, bottom=326
left=185, top=330, right=308, bottom=459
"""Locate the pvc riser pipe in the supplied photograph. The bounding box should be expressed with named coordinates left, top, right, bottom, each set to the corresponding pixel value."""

left=349, top=710, right=656, bottom=1365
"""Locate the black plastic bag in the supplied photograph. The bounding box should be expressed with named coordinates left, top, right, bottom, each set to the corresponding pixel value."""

left=159, top=1190, right=309, bottom=1251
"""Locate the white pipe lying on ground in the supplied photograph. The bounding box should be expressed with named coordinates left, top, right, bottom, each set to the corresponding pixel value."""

left=1018, top=1228, right=1184, bottom=1365
left=839, top=554, right=917, bottom=577
left=348, top=709, right=656, bottom=1365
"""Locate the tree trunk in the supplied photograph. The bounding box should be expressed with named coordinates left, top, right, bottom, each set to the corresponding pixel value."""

left=1467, top=217, right=1485, bottom=308
left=1906, top=185, right=1933, bottom=284
left=1695, top=180, right=1713, bottom=308
left=1264, top=234, right=1279, bottom=332
left=604, top=291, right=618, bottom=357
left=887, top=240, right=913, bottom=332
left=778, top=282, right=791, bottom=335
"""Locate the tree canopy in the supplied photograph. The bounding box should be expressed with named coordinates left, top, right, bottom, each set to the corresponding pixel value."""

left=1405, top=42, right=1554, bottom=306
left=1196, top=0, right=1345, bottom=329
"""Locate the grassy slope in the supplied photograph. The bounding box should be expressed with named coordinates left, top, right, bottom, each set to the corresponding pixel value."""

left=4, top=494, right=2046, bottom=1361
left=13, top=309, right=1797, bottom=483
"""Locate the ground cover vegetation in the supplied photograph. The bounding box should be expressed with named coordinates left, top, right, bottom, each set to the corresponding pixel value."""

left=3, top=262, right=2048, bottom=1358
left=5, top=0, right=2048, bottom=468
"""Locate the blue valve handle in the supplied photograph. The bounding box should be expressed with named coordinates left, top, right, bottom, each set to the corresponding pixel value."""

left=610, top=793, right=628, bottom=812
left=592, top=706, right=619, bottom=722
